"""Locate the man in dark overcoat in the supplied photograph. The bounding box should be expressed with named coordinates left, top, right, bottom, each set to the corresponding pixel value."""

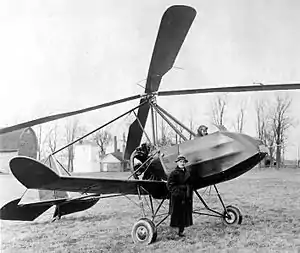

left=167, top=154, right=193, bottom=237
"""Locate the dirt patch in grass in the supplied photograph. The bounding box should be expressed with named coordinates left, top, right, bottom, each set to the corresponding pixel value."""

left=1, top=168, right=300, bottom=252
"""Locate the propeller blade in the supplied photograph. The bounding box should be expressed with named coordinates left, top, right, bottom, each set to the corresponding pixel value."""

left=145, top=5, right=196, bottom=93
left=0, top=94, right=141, bottom=135
left=124, top=5, right=196, bottom=159
left=157, top=83, right=300, bottom=97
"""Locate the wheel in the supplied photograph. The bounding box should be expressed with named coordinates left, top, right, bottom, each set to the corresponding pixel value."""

left=222, top=205, right=242, bottom=225
left=140, top=218, right=157, bottom=242
left=131, top=218, right=157, bottom=245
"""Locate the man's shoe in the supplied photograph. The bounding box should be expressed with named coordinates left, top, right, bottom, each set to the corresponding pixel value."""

left=178, top=232, right=185, bottom=237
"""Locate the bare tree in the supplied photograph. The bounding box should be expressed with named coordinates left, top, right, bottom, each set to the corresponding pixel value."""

left=188, top=113, right=197, bottom=140
left=157, top=119, right=173, bottom=147
left=255, top=98, right=275, bottom=166
left=211, top=95, right=227, bottom=127
left=46, top=124, right=59, bottom=153
left=35, top=124, right=60, bottom=160
left=269, top=95, right=294, bottom=169
left=255, top=99, right=268, bottom=142
left=93, top=130, right=113, bottom=156
left=65, top=119, right=85, bottom=172
left=174, top=123, right=184, bottom=144
left=234, top=101, right=246, bottom=133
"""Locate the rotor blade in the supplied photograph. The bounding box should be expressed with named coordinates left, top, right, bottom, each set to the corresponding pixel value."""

left=124, top=98, right=150, bottom=160
left=157, top=83, right=300, bottom=97
left=145, top=5, right=196, bottom=93
left=0, top=94, right=141, bottom=135
left=124, top=6, right=196, bottom=159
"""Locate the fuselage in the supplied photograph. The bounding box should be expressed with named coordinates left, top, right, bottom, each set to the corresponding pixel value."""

left=144, top=131, right=267, bottom=196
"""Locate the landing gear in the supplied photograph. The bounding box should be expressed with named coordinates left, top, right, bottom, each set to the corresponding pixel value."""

left=130, top=183, right=243, bottom=244
left=129, top=185, right=169, bottom=245
left=131, top=218, right=157, bottom=245
left=193, top=185, right=243, bottom=226
left=51, top=205, right=62, bottom=222
left=51, top=215, right=61, bottom=222
left=222, top=205, right=242, bottom=225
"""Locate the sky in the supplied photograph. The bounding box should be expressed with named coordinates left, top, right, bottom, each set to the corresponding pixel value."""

left=0, top=0, right=300, bottom=159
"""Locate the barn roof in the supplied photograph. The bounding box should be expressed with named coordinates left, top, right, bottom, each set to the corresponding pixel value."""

left=0, top=129, right=25, bottom=151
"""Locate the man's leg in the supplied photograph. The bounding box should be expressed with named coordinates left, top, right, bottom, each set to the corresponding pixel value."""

left=178, top=226, right=185, bottom=236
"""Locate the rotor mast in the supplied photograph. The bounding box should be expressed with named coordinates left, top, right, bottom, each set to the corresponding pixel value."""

left=132, top=93, right=196, bottom=149
left=150, top=97, right=157, bottom=146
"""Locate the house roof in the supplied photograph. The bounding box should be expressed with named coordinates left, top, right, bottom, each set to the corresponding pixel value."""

left=101, top=150, right=124, bottom=162
left=0, top=128, right=25, bottom=151
left=111, top=150, right=124, bottom=161
left=101, top=153, right=121, bottom=163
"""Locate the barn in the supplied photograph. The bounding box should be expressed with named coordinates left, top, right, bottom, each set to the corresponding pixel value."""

left=0, top=127, right=38, bottom=173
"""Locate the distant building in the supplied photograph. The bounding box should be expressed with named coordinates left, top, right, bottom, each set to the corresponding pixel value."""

left=0, top=127, right=38, bottom=173
left=100, top=149, right=128, bottom=172
left=99, top=136, right=129, bottom=172
left=73, top=136, right=129, bottom=173
left=73, top=140, right=100, bottom=173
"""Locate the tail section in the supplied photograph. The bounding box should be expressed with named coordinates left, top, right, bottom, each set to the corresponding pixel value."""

left=17, top=155, right=71, bottom=207
left=1, top=155, right=100, bottom=221
left=0, top=198, right=53, bottom=221
left=52, top=196, right=100, bottom=221
left=38, top=155, right=71, bottom=201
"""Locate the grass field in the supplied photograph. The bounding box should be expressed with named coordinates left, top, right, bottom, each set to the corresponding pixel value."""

left=1, top=168, right=300, bottom=252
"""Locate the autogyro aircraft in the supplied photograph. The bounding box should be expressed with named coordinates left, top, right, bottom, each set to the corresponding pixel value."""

left=1, top=5, right=300, bottom=245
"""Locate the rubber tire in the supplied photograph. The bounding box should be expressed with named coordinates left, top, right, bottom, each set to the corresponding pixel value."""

left=222, top=205, right=242, bottom=225
left=131, top=218, right=157, bottom=245
left=140, top=218, right=157, bottom=242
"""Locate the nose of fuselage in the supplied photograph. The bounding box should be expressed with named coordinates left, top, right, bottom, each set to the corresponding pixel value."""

left=224, top=132, right=268, bottom=155
left=185, top=131, right=268, bottom=188
left=217, top=131, right=268, bottom=171
left=160, top=131, right=268, bottom=181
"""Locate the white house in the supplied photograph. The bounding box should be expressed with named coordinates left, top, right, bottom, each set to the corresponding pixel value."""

left=100, top=150, right=128, bottom=172
left=73, top=136, right=129, bottom=173
left=73, top=140, right=100, bottom=173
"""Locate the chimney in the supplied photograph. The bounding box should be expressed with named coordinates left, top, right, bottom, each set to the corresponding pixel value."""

left=122, top=132, right=126, bottom=152
left=114, top=136, right=117, bottom=153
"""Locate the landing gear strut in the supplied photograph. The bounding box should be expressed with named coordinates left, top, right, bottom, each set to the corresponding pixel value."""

left=130, top=185, right=169, bottom=245
left=193, top=184, right=243, bottom=226
left=51, top=205, right=62, bottom=222
left=130, top=182, right=243, bottom=244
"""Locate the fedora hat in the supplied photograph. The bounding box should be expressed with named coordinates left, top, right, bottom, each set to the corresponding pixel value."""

left=175, top=154, right=188, bottom=163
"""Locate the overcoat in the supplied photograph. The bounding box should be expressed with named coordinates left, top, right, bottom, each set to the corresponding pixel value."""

left=167, top=166, right=193, bottom=228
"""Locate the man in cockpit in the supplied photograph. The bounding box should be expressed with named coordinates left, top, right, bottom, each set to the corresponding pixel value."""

left=132, top=143, right=151, bottom=179
left=197, top=125, right=208, bottom=137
